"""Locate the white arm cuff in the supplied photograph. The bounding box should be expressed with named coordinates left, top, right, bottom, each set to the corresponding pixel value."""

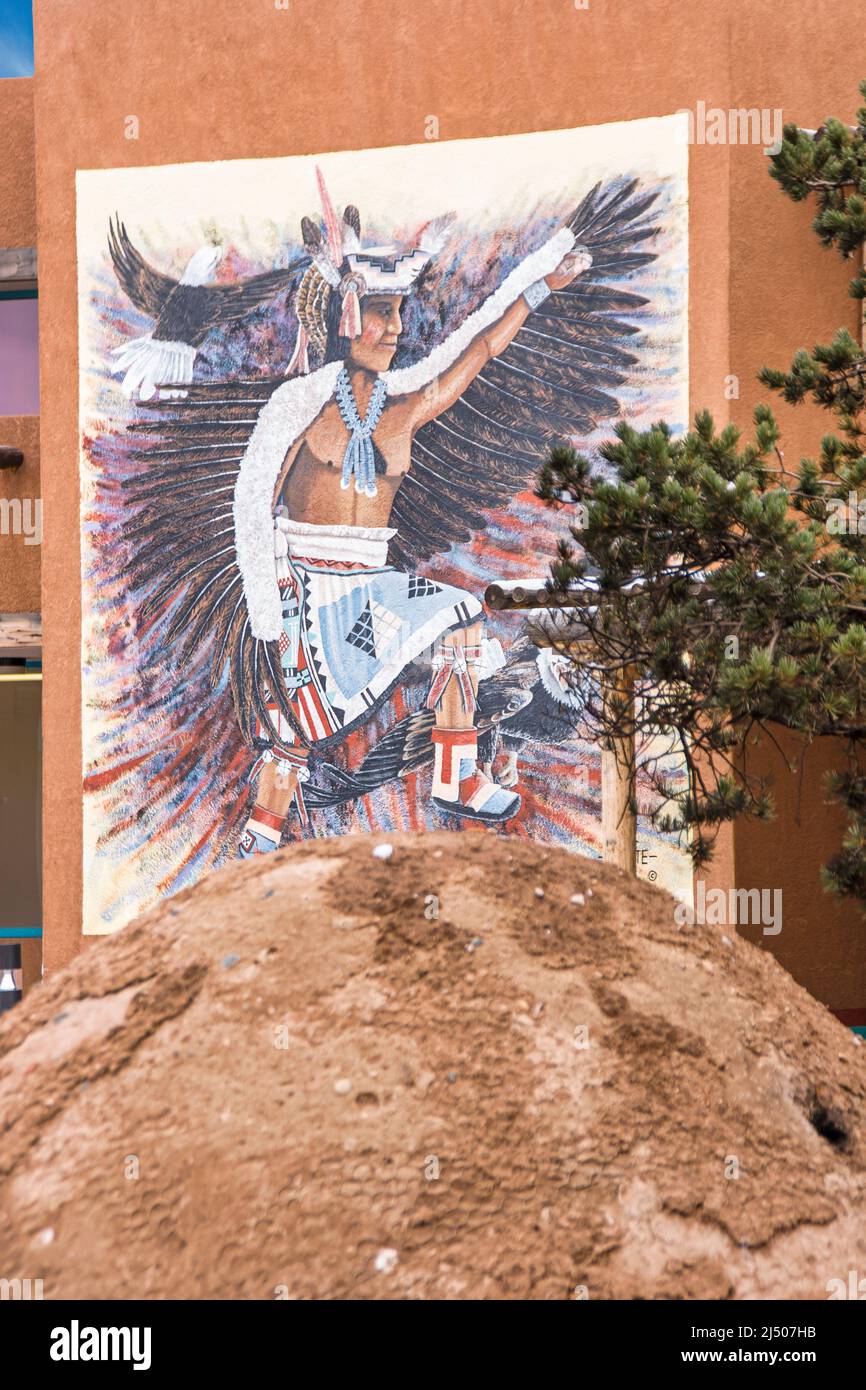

left=523, top=278, right=552, bottom=311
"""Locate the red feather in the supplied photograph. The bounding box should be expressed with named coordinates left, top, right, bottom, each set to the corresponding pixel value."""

left=315, top=166, right=344, bottom=268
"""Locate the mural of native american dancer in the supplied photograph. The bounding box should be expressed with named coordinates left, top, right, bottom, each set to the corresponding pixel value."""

left=77, top=121, right=690, bottom=929
left=123, top=176, right=638, bottom=848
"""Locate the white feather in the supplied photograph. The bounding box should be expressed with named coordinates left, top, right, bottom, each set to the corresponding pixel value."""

left=415, top=213, right=456, bottom=254
left=341, top=224, right=361, bottom=256
left=312, top=252, right=341, bottom=288
left=110, top=333, right=197, bottom=400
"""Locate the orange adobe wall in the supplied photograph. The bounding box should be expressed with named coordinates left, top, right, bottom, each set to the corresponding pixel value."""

left=28, top=0, right=866, bottom=1016
left=0, top=77, right=35, bottom=249
left=718, top=7, right=866, bottom=1019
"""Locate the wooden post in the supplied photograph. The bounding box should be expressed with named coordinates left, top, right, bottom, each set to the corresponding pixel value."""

left=601, top=668, right=637, bottom=873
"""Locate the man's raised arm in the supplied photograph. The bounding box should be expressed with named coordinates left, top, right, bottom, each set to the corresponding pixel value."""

left=390, top=231, right=593, bottom=430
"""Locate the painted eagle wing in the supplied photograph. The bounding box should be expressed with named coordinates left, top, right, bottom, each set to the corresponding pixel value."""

left=122, top=378, right=305, bottom=750
left=108, top=216, right=178, bottom=317
left=386, top=178, right=660, bottom=571
left=194, top=260, right=309, bottom=327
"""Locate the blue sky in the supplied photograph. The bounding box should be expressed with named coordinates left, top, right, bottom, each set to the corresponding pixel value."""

left=0, top=0, right=34, bottom=78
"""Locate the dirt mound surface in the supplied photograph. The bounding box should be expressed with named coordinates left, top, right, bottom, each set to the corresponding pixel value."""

left=1, top=831, right=865, bottom=1300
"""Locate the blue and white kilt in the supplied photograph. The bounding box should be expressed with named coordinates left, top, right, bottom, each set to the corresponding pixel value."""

left=270, top=520, right=482, bottom=747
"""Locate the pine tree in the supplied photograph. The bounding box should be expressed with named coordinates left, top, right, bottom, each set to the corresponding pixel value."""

left=538, top=81, right=866, bottom=903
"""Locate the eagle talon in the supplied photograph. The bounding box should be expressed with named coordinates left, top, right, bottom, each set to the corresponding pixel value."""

left=496, top=751, right=520, bottom=789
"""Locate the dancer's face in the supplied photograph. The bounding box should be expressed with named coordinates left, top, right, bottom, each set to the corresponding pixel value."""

left=350, top=295, right=403, bottom=373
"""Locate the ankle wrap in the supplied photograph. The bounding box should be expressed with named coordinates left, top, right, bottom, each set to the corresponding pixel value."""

left=247, top=743, right=311, bottom=825
left=426, top=642, right=482, bottom=713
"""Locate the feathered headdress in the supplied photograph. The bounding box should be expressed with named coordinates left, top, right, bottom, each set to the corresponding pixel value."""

left=287, top=166, right=454, bottom=375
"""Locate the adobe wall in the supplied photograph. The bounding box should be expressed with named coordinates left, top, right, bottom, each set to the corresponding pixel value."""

left=724, top=2, right=866, bottom=1016
left=0, top=77, right=35, bottom=248
left=30, top=0, right=864, bottom=1012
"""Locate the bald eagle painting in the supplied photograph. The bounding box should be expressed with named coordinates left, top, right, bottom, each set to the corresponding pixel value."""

left=108, top=218, right=306, bottom=400
left=77, top=118, right=690, bottom=934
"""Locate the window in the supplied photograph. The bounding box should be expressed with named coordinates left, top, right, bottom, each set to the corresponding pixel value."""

left=0, top=295, right=39, bottom=414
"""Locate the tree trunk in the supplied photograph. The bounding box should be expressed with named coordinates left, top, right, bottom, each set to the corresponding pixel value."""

left=601, top=668, right=637, bottom=873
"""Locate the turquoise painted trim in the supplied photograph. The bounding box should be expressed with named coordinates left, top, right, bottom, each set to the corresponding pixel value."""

left=0, top=927, right=42, bottom=938
left=853, top=1025, right=866, bottom=1039
left=0, top=288, right=38, bottom=301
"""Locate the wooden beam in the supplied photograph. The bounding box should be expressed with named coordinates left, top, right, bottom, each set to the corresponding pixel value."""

left=0, top=246, right=37, bottom=283
left=485, top=577, right=598, bottom=611
left=0, top=612, right=42, bottom=651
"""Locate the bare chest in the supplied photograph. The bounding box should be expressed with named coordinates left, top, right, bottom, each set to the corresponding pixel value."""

left=302, top=399, right=413, bottom=475
left=278, top=396, right=414, bottom=527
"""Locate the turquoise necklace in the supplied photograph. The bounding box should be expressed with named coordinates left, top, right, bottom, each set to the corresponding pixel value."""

left=335, top=367, right=387, bottom=499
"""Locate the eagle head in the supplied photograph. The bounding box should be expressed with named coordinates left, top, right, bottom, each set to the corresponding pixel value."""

left=180, top=244, right=223, bottom=287
left=536, top=648, right=589, bottom=710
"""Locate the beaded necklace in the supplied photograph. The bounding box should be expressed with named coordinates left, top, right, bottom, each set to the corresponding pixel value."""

left=334, top=367, right=387, bottom=498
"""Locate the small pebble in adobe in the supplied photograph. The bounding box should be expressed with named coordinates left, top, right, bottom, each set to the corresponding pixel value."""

left=374, top=1248, right=398, bottom=1274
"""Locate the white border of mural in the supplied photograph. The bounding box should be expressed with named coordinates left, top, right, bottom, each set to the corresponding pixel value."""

left=76, top=115, right=689, bottom=932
